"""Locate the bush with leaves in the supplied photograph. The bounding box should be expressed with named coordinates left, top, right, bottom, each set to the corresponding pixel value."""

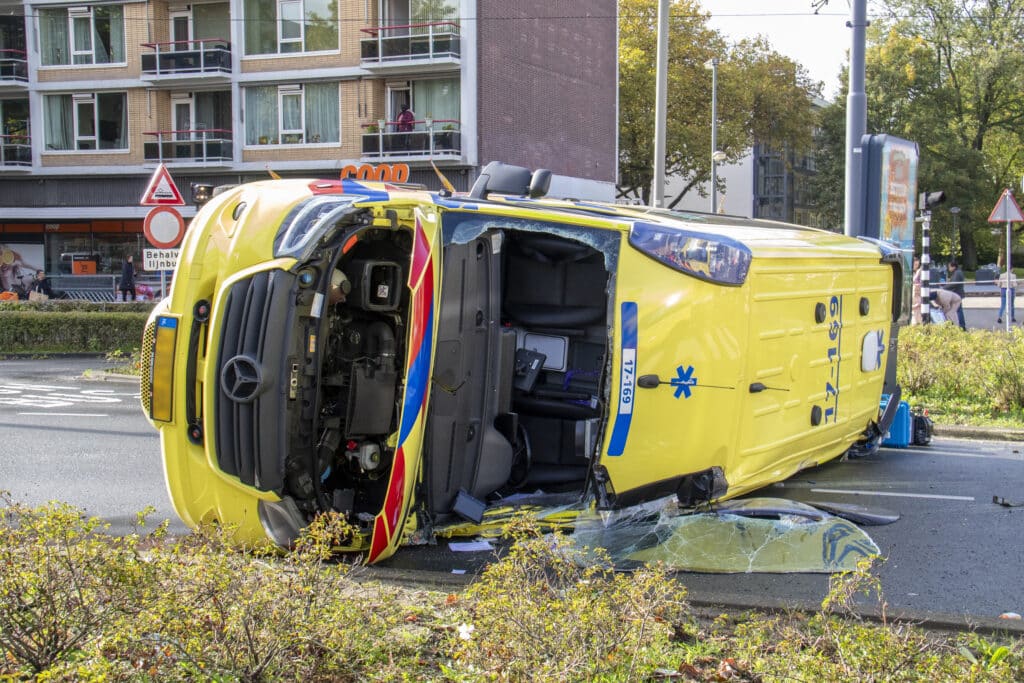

left=0, top=493, right=163, bottom=676
left=898, top=325, right=1024, bottom=424
left=444, top=516, right=691, bottom=681
left=2, top=498, right=1023, bottom=681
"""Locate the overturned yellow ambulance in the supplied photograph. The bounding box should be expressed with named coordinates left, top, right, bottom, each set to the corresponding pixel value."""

left=141, top=162, right=904, bottom=563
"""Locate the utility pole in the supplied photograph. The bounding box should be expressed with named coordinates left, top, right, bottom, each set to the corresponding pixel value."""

left=843, top=0, right=868, bottom=237
left=651, top=0, right=669, bottom=208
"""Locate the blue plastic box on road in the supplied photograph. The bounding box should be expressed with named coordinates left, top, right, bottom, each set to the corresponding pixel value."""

left=880, top=394, right=912, bottom=448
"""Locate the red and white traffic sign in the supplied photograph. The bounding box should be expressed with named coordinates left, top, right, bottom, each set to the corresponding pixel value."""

left=144, top=206, right=186, bottom=248
left=988, top=189, right=1024, bottom=224
left=141, top=164, right=186, bottom=206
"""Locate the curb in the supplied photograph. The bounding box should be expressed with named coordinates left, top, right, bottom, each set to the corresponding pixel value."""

left=933, top=424, right=1024, bottom=442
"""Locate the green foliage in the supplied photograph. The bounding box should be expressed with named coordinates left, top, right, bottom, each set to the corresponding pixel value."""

left=105, top=347, right=144, bottom=376
left=2, top=501, right=1023, bottom=681
left=898, top=325, right=1024, bottom=424
left=811, top=0, right=1024, bottom=268
left=0, top=307, right=148, bottom=354
left=446, top=517, right=690, bottom=681
left=617, top=0, right=819, bottom=205
left=0, top=493, right=164, bottom=675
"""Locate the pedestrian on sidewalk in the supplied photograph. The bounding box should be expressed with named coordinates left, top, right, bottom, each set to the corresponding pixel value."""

left=997, top=269, right=1017, bottom=324
left=943, top=261, right=967, bottom=330
left=929, top=289, right=962, bottom=325
left=119, top=255, right=136, bottom=302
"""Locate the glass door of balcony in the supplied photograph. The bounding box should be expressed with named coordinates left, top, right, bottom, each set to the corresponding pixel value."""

left=171, top=11, right=192, bottom=51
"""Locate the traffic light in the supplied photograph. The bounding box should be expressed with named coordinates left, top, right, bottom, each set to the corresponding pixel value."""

left=917, top=191, right=946, bottom=211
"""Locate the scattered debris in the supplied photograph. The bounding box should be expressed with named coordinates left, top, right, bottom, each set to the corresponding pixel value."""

left=992, top=495, right=1024, bottom=508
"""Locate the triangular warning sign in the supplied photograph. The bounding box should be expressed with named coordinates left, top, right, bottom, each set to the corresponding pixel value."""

left=141, top=164, right=185, bottom=206
left=987, top=189, right=1024, bottom=223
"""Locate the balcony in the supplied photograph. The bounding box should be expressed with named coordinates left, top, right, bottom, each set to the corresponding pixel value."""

left=141, top=39, right=231, bottom=85
left=361, top=120, right=461, bottom=160
left=0, top=135, right=30, bottom=168
left=360, top=22, right=460, bottom=71
left=143, top=129, right=232, bottom=165
left=0, top=49, right=28, bottom=91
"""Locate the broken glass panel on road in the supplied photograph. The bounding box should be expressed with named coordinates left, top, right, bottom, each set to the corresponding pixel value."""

left=567, top=497, right=880, bottom=573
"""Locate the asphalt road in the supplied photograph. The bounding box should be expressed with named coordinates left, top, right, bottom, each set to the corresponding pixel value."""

left=1, top=357, right=1022, bottom=627
left=0, top=357, right=186, bottom=535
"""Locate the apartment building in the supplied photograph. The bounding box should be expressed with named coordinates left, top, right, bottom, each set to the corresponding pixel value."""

left=0, top=0, right=617, bottom=285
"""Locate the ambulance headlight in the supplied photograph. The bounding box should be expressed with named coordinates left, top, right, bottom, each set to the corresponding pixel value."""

left=629, top=222, right=752, bottom=286
left=274, top=196, right=360, bottom=259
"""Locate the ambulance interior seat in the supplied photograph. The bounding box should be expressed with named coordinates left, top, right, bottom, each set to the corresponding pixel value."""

left=502, top=232, right=608, bottom=488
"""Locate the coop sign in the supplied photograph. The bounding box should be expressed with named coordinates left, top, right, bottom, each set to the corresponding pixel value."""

left=144, top=248, right=179, bottom=271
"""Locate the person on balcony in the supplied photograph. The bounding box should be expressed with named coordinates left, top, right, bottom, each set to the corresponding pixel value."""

left=396, top=104, right=416, bottom=150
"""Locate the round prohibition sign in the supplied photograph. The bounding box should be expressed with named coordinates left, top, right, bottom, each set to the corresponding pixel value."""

left=143, top=206, right=186, bottom=249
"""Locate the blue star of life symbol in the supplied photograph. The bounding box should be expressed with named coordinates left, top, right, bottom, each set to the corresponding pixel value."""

left=875, top=331, right=886, bottom=370
left=671, top=365, right=697, bottom=399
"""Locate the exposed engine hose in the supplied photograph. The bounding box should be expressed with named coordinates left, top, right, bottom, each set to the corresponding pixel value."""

left=366, top=321, right=396, bottom=373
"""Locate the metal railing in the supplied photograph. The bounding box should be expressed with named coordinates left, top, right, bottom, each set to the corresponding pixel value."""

left=360, top=22, right=460, bottom=63
left=141, top=39, right=231, bottom=76
left=0, top=49, right=27, bottom=81
left=0, top=134, right=30, bottom=166
left=143, top=129, right=233, bottom=163
left=361, top=119, right=461, bottom=158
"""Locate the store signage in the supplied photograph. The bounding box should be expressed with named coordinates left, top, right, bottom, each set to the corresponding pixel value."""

left=340, top=163, right=410, bottom=183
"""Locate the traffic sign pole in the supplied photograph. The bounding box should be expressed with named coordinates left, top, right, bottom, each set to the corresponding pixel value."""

left=987, top=188, right=1024, bottom=332
left=1007, top=218, right=1013, bottom=333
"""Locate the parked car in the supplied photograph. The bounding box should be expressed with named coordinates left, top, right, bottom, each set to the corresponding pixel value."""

left=140, top=162, right=904, bottom=563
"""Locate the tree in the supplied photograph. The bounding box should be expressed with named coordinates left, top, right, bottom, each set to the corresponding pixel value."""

left=810, top=0, right=1024, bottom=268
left=618, top=0, right=820, bottom=206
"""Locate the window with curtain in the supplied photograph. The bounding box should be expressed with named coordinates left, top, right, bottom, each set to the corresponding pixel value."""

left=244, top=83, right=338, bottom=145
left=412, top=78, right=460, bottom=122
left=194, top=4, right=230, bottom=43
left=243, top=0, right=337, bottom=55
left=44, top=93, right=127, bottom=151
left=39, top=6, right=125, bottom=66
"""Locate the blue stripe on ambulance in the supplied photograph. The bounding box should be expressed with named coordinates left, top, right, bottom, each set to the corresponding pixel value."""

left=607, top=301, right=638, bottom=456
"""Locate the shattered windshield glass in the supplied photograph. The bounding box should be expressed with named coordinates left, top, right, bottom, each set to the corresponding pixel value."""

left=431, top=496, right=884, bottom=574
left=568, top=497, right=880, bottom=573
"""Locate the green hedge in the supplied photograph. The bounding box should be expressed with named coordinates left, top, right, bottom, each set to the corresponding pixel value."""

left=0, top=302, right=151, bottom=353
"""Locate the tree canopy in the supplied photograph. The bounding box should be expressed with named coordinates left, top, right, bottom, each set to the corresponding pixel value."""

left=618, top=0, right=820, bottom=206
left=810, top=0, right=1024, bottom=268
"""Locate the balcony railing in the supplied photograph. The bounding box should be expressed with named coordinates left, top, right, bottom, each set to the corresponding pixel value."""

left=361, top=119, right=461, bottom=158
left=141, top=39, right=231, bottom=77
left=143, top=129, right=232, bottom=163
left=0, top=49, right=28, bottom=82
left=0, top=135, right=30, bottom=166
left=360, top=22, right=460, bottom=64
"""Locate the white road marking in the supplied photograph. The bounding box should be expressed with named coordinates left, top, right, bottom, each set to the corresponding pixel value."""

left=0, top=382, right=135, bottom=409
left=811, top=487, right=975, bottom=501
left=17, top=412, right=110, bottom=417
left=896, top=447, right=1024, bottom=460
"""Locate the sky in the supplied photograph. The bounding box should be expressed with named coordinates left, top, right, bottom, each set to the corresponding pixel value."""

left=696, top=0, right=854, bottom=100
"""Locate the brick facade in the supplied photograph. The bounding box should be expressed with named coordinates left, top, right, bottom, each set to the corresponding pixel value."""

left=477, top=0, right=617, bottom=183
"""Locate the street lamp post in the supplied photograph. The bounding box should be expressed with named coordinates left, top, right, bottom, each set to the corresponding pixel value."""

left=950, top=206, right=961, bottom=260
left=705, top=57, right=719, bottom=214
